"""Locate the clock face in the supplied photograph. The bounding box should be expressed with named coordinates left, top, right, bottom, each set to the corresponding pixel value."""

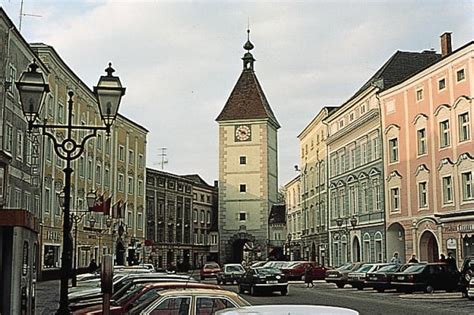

left=235, top=125, right=251, bottom=141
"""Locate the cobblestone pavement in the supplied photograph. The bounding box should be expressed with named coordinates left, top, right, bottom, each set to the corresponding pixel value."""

left=35, top=280, right=59, bottom=314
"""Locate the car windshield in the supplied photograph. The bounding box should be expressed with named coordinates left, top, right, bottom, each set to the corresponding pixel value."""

left=256, top=268, right=280, bottom=275
left=204, top=263, right=219, bottom=269
left=287, top=262, right=301, bottom=268
left=337, top=263, right=354, bottom=271
left=225, top=265, right=244, bottom=272
left=115, top=284, right=144, bottom=305
left=403, top=265, right=426, bottom=273
left=355, top=264, right=373, bottom=272
left=377, top=264, right=398, bottom=272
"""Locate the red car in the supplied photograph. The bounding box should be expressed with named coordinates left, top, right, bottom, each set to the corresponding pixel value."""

left=72, top=282, right=221, bottom=314
left=281, top=261, right=329, bottom=280
left=200, top=262, right=221, bottom=280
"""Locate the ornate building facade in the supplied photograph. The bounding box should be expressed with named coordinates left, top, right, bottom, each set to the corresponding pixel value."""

left=31, top=43, right=147, bottom=272
left=297, top=107, right=335, bottom=266
left=380, top=34, right=473, bottom=266
left=284, top=175, right=302, bottom=260
left=216, top=31, right=280, bottom=263
left=146, top=169, right=218, bottom=269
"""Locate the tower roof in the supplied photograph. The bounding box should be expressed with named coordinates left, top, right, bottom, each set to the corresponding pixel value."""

left=216, top=30, right=280, bottom=128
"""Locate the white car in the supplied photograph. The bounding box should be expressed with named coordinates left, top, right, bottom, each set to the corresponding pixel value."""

left=216, top=305, right=359, bottom=315
left=468, top=278, right=474, bottom=300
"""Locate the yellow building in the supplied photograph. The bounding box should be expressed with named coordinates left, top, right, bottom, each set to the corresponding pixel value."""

left=30, top=43, right=148, bottom=273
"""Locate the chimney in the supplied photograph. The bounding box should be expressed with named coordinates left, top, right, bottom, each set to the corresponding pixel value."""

left=440, top=32, right=452, bottom=57
left=214, top=180, right=218, bottom=188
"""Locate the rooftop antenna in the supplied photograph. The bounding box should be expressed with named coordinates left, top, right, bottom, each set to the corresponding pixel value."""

left=19, top=0, right=42, bottom=32
left=157, top=147, right=168, bottom=170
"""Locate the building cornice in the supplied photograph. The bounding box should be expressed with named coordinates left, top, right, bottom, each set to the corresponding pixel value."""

left=326, top=109, right=379, bottom=144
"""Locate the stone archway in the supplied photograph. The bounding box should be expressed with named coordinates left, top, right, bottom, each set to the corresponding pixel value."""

left=386, top=222, right=406, bottom=262
left=228, top=232, right=258, bottom=263
left=419, top=230, right=439, bottom=262
left=352, top=236, right=361, bottom=262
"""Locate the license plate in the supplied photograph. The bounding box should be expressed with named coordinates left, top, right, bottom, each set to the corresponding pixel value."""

left=267, top=280, right=278, bottom=284
left=397, top=276, right=404, bottom=280
left=329, top=274, right=337, bottom=277
left=370, top=277, right=377, bottom=281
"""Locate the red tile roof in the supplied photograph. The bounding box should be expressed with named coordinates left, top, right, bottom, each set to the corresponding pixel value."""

left=216, top=69, right=280, bottom=128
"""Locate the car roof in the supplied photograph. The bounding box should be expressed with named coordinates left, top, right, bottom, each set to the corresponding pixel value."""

left=157, top=288, right=237, bottom=296
left=215, top=305, right=359, bottom=315
left=142, top=282, right=221, bottom=289
left=224, top=263, right=243, bottom=266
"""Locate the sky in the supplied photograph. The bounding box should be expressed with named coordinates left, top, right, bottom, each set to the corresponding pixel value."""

left=1, top=0, right=473, bottom=186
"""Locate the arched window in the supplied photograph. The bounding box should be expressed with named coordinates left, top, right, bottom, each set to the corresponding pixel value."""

left=363, top=233, right=371, bottom=262
left=374, top=232, right=383, bottom=262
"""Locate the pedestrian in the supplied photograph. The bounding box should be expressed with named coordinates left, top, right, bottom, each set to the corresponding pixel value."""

left=446, top=252, right=457, bottom=272
left=304, top=264, right=314, bottom=288
left=408, top=254, right=419, bottom=263
left=88, top=258, right=98, bottom=273
left=439, top=253, right=446, bottom=262
left=390, top=252, right=401, bottom=265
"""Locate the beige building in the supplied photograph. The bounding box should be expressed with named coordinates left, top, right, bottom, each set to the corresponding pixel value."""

left=216, top=32, right=280, bottom=263
left=297, top=107, right=335, bottom=265
left=284, top=175, right=302, bottom=260
left=31, top=43, right=147, bottom=271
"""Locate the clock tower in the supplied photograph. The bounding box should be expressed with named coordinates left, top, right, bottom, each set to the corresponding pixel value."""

left=216, top=30, right=280, bottom=263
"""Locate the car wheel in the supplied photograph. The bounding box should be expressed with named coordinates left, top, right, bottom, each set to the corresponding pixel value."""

left=376, top=288, right=385, bottom=293
left=336, top=283, right=345, bottom=289
left=201, top=276, right=205, bottom=281
left=217, top=279, right=221, bottom=284
left=425, top=285, right=434, bottom=294
left=223, top=280, right=227, bottom=285
left=301, top=275, right=305, bottom=281
left=281, top=288, right=288, bottom=296
left=250, top=285, right=257, bottom=296
left=357, top=286, right=363, bottom=291
left=468, top=295, right=474, bottom=301
left=238, top=284, right=245, bottom=294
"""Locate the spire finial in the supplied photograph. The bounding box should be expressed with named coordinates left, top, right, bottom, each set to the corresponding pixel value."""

left=242, top=26, right=255, bottom=70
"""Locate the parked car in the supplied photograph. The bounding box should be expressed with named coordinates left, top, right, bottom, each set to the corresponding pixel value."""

left=250, top=261, right=267, bottom=268
left=72, top=282, right=222, bottom=314
left=215, top=305, right=359, bottom=315
left=217, top=264, right=246, bottom=285
left=69, top=273, right=194, bottom=307
left=365, top=264, right=407, bottom=292
left=238, top=267, right=288, bottom=296
left=460, top=255, right=474, bottom=298
left=325, top=262, right=364, bottom=288
left=347, top=263, right=392, bottom=290
left=391, top=263, right=459, bottom=293
left=467, top=278, right=474, bottom=300
left=281, top=261, right=329, bottom=281
left=201, top=262, right=222, bottom=280
left=262, top=261, right=293, bottom=270
left=127, top=288, right=251, bottom=315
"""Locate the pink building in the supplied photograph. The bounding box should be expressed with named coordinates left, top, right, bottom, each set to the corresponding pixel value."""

left=380, top=34, right=473, bottom=266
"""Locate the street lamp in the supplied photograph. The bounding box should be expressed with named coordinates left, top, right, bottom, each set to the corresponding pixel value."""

left=16, top=60, right=125, bottom=314
left=336, top=215, right=358, bottom=263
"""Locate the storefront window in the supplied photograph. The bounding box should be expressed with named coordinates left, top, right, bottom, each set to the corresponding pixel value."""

left=43, top=245, right=60, bottom=269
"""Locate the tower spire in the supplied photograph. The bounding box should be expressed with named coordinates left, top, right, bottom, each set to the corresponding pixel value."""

left=242, top=28, right=255, bottom=70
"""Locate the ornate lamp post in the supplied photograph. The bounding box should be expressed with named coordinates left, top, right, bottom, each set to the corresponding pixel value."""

left=16, top=60, right=125, bottom=314
left=336, top=215, right=358, bottom=262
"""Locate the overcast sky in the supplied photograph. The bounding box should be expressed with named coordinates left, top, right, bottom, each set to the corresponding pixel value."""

left=2, top=0, right=473, bottom=186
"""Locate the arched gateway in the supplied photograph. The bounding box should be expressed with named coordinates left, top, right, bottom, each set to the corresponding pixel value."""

left=419, top=230, right=439, bottom=262
left=228, top=232, right=262, bottom=263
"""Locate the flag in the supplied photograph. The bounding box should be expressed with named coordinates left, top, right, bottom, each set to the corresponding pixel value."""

left=119, top=201, right=127, bottom=219
left=89, top=194, right=104, bottom=212
left=103, top=196, right=112, bottom=216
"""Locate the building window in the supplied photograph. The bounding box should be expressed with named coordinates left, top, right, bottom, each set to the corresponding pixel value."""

left=45, top=138, right=52, bottom=161
left=239, top=184, right=246, bottom=192
left=440, top=120, right=450, bottom=148
left=79, top=157, right=85, bottom=177
left=118, top=146, right=125, bottom=161
left=5, top=124, right=13, bottom=152
left=138, top=154, right=144, bottom=167
left=373, top=179, right=381, bottom=211
left=200, top=210, right=205, bottom=223
left=417, top=128, right=427, bottom=155
left=128, top=177, right=134, bottom=194
left=45, top=187, right=50, bottom=213
left=362, top=142, right=368, bottom=164
left=137, top=213, right=143, bottom=230
left=57, top=103, right=64, bottom=124
left=239, top=156, right=247, bottom=165
left=390, top=188, right=400, bottom=212
left=17, top=130, right=24, bottom=161
left=138, top=180, right=143, bottom=196
left=438, top=78, right=446, bottom=90
left=97, top=134, right=103, bottom=150
left=118, top=173, right=124, bottom=192
left=456, top=69, right=465, bottom=82
left=416, top=89, right=423, bottom=101
left=128, top=150, right=134, bottom=164
left=239, top=212, right=246, bottom=221
left=104, top=168, right=110, bottom=186
left=389, top=138, right=398, bottom=163
left=7, top=65, right=16, bottom=93
left=87, top=159, right=93, bottom=180
left=418, top=181, right=428, bottom=208
left=459, top=113, right=470, bottom=142
left=442, top=176, right=453, bottom=204
left=372, top=138, right=378, bottom=160
left=207, top=211, right=211, bottom=224
left=461, top=172, right=473, bottom=201
left=193, top=209, right=198, bottom=222
left=350, top=147, right=356, bottom=168
left=95, top=164, right=101, bottom=184
left=105, top=138, right=111, bottom=154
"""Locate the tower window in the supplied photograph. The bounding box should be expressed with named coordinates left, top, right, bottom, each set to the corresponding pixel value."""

left=239, top=212, right=247, bottom=221
left=239, top=156, right=247, bottom=165
left=239, top=184, right=246, bottom=192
